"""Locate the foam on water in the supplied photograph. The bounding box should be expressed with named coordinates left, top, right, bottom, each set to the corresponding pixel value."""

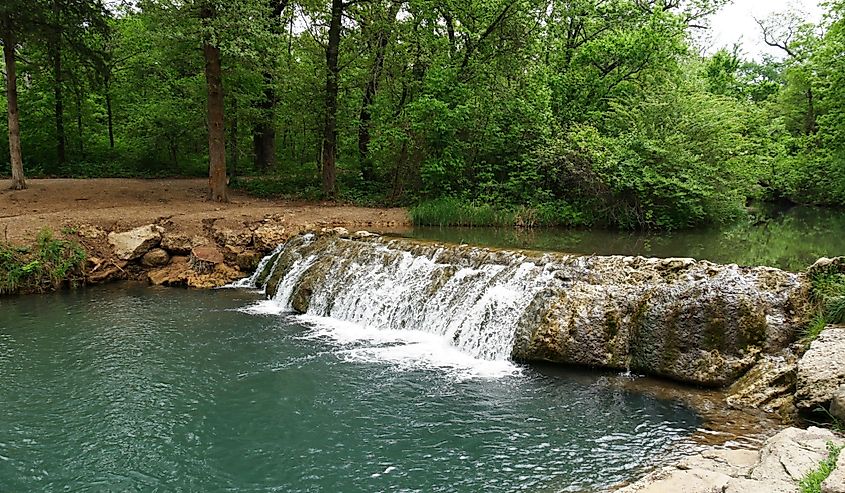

left=296, top=314, right=521, bottom=380
left=237, top=237, right=560, bottom=378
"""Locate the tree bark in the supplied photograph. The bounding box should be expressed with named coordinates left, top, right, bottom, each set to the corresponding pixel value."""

left=3, top=29, right=26, bottom=190
left=322, top=0, right=342, bottom=199
left=252, top=73, right=276, bottom=172
left=203, top=36, right=227, bottom=201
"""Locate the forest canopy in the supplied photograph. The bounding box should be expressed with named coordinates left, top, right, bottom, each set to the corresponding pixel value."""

left=1, top=0, right=844, bottom=229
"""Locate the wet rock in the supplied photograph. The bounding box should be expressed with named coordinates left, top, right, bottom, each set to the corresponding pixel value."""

left=161, top=233, right=192, bottom=255
left=148, top=256, right=190, bottom=287
left=236, top=250, right=261, bottom=271
left=796, top=326, right=845, bottom=409
left=148, top=255, right=242, bottom=289
left=822, top=453, right=845, bottom=493
left=141, top=248, right=170, bottom=267
left=355, top=230, right=378, bottom=238
left=253, top=225, right=287, bottom=252
left=616, top=427, right=844, bottom=493
left=108, top=224, right=163, bottom=260
left=830, top=385, right=845, bottom=423
left=727, top=353, right=797, bottom=413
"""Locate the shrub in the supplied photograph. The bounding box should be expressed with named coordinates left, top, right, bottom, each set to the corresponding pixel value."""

left=0, top=230, right=87, bottom=295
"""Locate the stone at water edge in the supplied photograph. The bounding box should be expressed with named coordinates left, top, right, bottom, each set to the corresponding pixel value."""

left=253, top=225, right=287, bottom=252
left=822, top=453, right=845, bottom=493
left=831, top=385, right=845, bottom=423
left=160, top=232, right=192, bottom=255
left=141, top=248, right=170, bottom=267
left=615, top=427, right=844, bottom=493
left=726, top=353, right=797, bottom=415
left=107, top=224, right=164, bottom=261
left=796, top=326, right=845, bottom=410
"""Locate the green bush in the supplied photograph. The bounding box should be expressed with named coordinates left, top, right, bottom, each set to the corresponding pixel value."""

left=0, top=230, right=87, bottom=295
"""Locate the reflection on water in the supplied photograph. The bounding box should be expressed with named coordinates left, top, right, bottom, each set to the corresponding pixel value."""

left=405, top=205, right=845, bottom=271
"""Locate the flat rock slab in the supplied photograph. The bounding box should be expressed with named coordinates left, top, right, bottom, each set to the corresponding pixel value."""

left=796, top=326, right=845, bottom=409
left=616, top=427, right=844, bottom=493
left=108, top=224, right=163, bottom=260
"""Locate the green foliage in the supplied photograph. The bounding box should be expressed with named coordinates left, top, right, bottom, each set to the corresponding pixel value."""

left=2, top=0, right=845, bottom=230
left=798, top=441, right=843, bottom=493
left=0, top=230, right=86, bottom=295
left=806, top=264, right=845, bottom=342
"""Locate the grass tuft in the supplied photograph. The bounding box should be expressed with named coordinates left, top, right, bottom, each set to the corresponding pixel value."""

left=0, top=229, right=87, bottom=295
left=799, top=441, right=843, bottom=493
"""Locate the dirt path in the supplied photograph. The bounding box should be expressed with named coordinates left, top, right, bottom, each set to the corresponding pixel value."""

left=0, top=178, right=410, bottom=243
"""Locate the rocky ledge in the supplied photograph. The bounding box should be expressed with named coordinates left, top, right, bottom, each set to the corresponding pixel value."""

left=614, top=426, right=845, bottom=493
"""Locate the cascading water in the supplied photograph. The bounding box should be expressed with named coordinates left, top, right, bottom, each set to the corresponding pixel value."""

left=248, top=234, right=560, bottom=362
left=240, top=232, right=804, bottom=385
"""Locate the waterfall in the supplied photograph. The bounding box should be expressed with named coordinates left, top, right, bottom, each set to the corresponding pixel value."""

left=251, top=235, right=559, bottom=361
left=243, top=233, right=805, bottom=385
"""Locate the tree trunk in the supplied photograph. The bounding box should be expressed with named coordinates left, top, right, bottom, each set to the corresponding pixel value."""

left=105, top=76, right=114, bottom=149
left=253, top=74, right=277, bottom=172
left=50, top=1, right=66, bottom=164
left=358, top=3, right=399, bottom=183
left=322, top=0, right=342, bottom=199
left=203, top=39, right=227, bottom=202
left=230, top=97, right=239, bottom=178
left=3, top=30, right=25, bottom=190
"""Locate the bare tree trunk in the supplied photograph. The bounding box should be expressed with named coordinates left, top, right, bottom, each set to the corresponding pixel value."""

left=230, top=96, right=239, bottom=178
left=321, top=0, right=342, bottom=199
left=203, top=36, right=227, bottom=201
left=253, top=75, right=277, bottom=173
left=105, top=76, right=114, bottom=149
left=3, top=29, right=25, bottom=190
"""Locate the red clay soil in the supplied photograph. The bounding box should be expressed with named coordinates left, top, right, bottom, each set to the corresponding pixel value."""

left=0, top=178, right=410, bottom=244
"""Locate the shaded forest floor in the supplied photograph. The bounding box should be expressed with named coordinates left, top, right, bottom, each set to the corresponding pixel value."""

left=0, top=178, right=410, bottom=244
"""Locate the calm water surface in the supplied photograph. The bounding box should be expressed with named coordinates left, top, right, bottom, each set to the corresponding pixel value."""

left=407, top=205, right=845, bottom=271
left=0, top=284, right=701, bottom=492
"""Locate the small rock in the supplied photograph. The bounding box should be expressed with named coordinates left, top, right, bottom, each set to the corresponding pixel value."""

left=77, top=224, right=105, bottom=240
left=189, top=246, right=224, bottom=274
left=108, top=224, right=163, bottom=260
left=141, top=248, right=170, bottom=267
left=830, top=384, right=845, bottom=423
left=796, top=326, right=845, bottom=409
left=822, top=453, right=845, bottom=493
left=161, top=233, right=192, bottom=255
left=355, top=230, right=378, bottom=238
left=253, top=225, right=287, bottom=252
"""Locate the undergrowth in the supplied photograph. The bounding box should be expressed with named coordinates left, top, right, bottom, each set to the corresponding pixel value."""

left=799, top=441, right=843, bottom=493
left=0, top=230, right=87, bottom=295
left=410, top=197, right=591, bottom=228
left=805, top=261, right=845, bottom=344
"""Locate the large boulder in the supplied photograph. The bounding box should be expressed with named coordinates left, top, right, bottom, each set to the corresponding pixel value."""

left=796, top=326, right=845, bottom=409
left=108, top=224, right=163, bottom=260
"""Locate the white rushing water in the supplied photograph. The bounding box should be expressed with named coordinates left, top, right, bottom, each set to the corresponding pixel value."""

left=240, top=238, right=560, bottom=376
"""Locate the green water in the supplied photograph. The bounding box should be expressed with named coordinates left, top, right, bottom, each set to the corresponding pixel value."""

left=0, top=284, right=701, bottom=492
left=407, top=205, right=845, bottom=272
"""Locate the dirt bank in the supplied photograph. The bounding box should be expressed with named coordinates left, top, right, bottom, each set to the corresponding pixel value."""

left=0, top=178, right=409, bottom=244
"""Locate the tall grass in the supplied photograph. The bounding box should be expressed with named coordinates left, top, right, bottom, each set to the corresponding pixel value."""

left=410, top=198, right=591, bottom=228
left=0, top=230, right=87, bottom=295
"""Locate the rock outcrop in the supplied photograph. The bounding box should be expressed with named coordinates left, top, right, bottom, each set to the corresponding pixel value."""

left=796, top=326, right=845, bottom=410
left=615, top=427, right=844, bottom=493
left=257, top=233, right=808, bottom=386
left=831, top=386, right=845, bottom=423
left=107, top=224, right=163, bottom=260
left=726, top=353, right=798, bottom=415
left=823, top=453, right=845, bottom=493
